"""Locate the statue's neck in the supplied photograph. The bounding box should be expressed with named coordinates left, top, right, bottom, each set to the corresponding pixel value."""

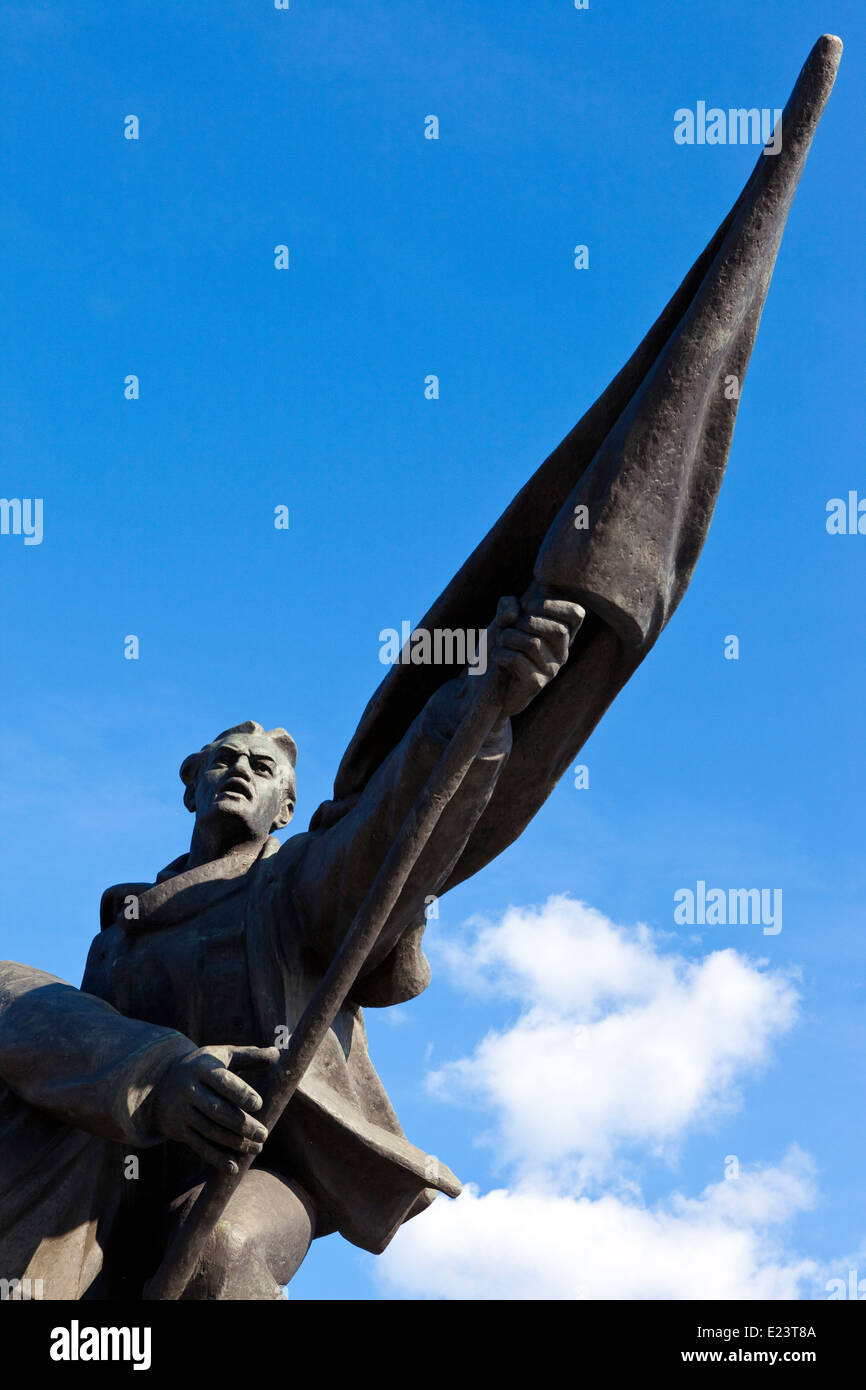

left=185, top=823, right=268, bottom=873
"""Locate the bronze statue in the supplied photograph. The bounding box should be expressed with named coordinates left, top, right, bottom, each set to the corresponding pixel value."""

left=0, top=35, right=841, bottom=1300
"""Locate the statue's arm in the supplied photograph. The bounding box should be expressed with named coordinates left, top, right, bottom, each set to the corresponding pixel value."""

left=281, top=592, right=583, bottom=973
left=0, top=960, right=276, bottom=1170
left=0, top=959, right=197, bottom=1147
left=285, top=670, right=512, bottom=975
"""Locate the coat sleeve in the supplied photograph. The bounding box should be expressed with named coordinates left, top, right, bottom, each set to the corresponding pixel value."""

left=279, top=674, right=511, bottom=973
left=0, top=960, right=198, bottom=1147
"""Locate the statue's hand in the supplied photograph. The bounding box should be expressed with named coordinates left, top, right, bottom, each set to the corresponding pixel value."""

left=149, top=1044, right=279, bottom=1174
left=489, top=589, right=585, bottom=719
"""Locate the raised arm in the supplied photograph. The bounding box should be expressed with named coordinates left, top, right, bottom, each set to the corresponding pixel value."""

left=283, top=591, right=585, bottom=974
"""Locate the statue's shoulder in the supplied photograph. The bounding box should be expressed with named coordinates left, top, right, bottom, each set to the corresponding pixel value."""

left=260, top=831, right=313, bottom=881
left=99, top=882, right=154, bottom=930
left=82, top=912, right=130, bottom=999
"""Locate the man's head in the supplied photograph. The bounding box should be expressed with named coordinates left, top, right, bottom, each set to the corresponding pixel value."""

left=180, top=721, right=297, bottom=853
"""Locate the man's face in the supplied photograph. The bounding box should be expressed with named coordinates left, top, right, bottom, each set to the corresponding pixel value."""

left=193, top=734, right=293, bottom=842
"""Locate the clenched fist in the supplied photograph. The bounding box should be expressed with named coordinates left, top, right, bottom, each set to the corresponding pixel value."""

left=489, top=589, right=585, bottom=719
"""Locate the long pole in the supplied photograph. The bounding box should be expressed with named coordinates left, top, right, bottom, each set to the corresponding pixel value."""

left=144, top=660, right=511, bottom=1300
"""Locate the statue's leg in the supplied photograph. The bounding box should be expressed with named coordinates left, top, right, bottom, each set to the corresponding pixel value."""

left=168, top=1167, right=317, bottom=1301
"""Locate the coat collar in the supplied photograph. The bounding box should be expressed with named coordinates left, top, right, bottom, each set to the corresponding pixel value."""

left=101, top=837, right=281, bottom=932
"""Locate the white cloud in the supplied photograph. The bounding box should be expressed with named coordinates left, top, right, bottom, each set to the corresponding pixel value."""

left=374, top=896, right=825, bottom=1300
left=428, top=896, right=799, bottom=1178
left=434, top=897, right=672, bottom=1015
left=377, top=1151, right=818, bottom=1301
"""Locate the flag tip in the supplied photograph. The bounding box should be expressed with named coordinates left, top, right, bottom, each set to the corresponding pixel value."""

left=817, top=33, right=843, bottom=60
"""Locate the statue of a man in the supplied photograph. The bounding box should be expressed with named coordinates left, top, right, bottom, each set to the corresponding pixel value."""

left=0, top=594, right=582, bottom=1300
left=0, top=34, right=840, bottom=1300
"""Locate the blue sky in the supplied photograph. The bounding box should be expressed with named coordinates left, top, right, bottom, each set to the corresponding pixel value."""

left=1, top=1, right=863, bottom=1299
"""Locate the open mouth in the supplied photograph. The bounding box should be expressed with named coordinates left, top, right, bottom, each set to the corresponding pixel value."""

left=218, top=780, right=253, bottom=802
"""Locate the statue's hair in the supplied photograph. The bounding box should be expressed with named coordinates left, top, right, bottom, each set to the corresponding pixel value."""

left=179, top=721, right=298, bottom=830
